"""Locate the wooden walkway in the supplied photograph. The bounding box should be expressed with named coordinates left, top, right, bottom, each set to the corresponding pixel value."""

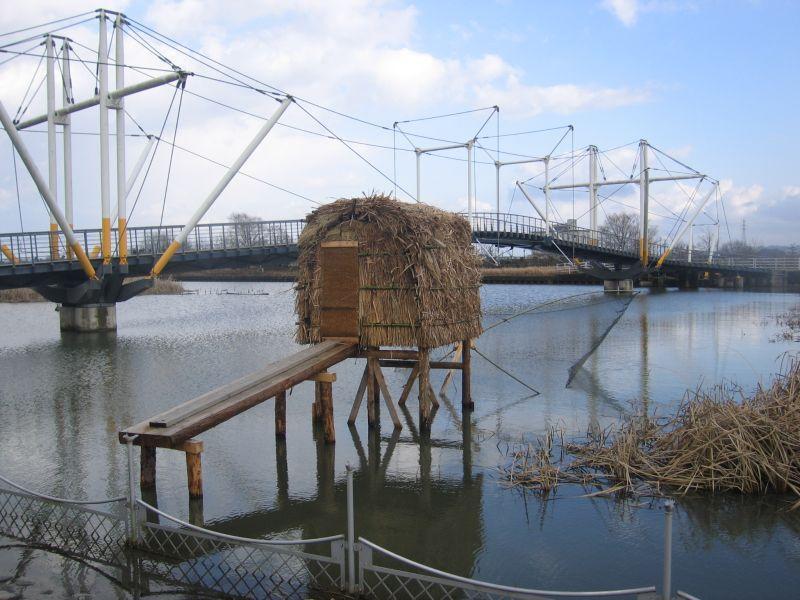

left=118, top=340, right=357, bottom=449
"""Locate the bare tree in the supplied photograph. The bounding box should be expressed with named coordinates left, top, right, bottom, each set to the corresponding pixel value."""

left=598, top=212, right=658, bottom=253
left=229, top=211, right=263, bottom=247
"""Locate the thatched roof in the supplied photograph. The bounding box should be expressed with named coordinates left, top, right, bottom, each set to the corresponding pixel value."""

left=295, top=194, right=482, bottom=349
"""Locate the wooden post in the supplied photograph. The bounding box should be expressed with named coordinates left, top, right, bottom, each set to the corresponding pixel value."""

left=275, top=390, right=286, bottom=437
left=398, top=365, right=418, bottom=406
left=461, top=339, right=473, bottom=410
left=316, top=372, right=336, bottom=444
left=182, top=439, right=204, bottom=499
left=348, top=364, right=369, bottom=425
left=418, top=348, right=432, bottom=430
left=312, top=381, right=323, bottom=422
left=140, top=446, right=157, bottom=489
left=367, top=358, right=377, bottom=428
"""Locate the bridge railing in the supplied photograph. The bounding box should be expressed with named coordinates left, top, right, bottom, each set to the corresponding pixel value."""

left=0, top=219, right=305, bottom=267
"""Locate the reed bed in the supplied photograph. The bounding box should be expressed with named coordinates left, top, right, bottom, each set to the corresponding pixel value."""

left=295, top=194, right=482, bottom=348
left=142, top=276, right=185, bottom=295
left=0, top=288, right=45, bottom=302
left=500, top=357, right=800, bottom=505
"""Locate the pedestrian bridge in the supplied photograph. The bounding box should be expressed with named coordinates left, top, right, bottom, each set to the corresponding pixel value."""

left=1, top=213, right=794, bottom=291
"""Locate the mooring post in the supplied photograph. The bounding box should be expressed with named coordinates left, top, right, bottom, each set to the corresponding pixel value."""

left=275, top=390, right=286, bottom=437
left=418, top=348, right=432, bottom=430
left=461, top=339, right=473, bottom=410
left=182, top=439, right=204, bottom=499
left=140, top=446, right=156, bottom=489
left=663, top=499, right=675, bottom=600
left=346, top=464, right=356, bottom=594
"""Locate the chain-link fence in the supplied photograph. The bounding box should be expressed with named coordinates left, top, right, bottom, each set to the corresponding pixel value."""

left=0, top=463, right=702, bottom=600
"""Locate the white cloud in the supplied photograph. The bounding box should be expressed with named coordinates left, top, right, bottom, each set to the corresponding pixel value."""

left=602, top=0, right=640, bottom=26
left=783, top=185, right=800, bottom=198
left=719, top=180, right=764, bottom=218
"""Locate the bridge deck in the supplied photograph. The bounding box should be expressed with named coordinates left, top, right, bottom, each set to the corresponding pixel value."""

left=118, top=340, right=357, bottom=449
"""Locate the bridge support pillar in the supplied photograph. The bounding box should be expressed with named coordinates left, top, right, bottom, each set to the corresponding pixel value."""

left=59, top=303, right=117, bottom=332
left=603, top=279, right=634, bottom=293
left=679, top=272, right=698, bottom=290
left=734, top=275, right=745, bottom=290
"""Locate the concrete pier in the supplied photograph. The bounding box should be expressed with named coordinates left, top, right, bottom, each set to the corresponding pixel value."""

left=59, top=303, right=117, bottom=332
left=603, top=279, right=634, bottom=293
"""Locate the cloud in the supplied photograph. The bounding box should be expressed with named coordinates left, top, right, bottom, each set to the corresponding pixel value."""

left=602, top=0, right=640, bottom=26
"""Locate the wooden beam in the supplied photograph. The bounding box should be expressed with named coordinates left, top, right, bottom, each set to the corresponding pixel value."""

left=309, top=372, right=337, bottom=383
left=182, top=439, right=203, bottom=499
left=140, top=446, right=156, bottom=489
left=319, top=379, right=335, bottom=444
left=348, top=364, right=369, bottom=425
left=275, top=390, right=286, bottom=437
left=418, top=349, right=431, bottom=430
left=359, top=349, right=419, bottom=360
left=379, top=359, right=462, bottom=370
left=367, top=358, right=377, bottom=428
left=398, top=366, right=418, bottom=406
left=372, top=362, right=402, bottom=429
left=441, top=343, right=463, bottom=395
left=462, top=339, right=473, bottom=410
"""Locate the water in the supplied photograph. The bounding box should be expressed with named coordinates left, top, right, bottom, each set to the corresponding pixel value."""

left=0, top=283, right=798, bottom=599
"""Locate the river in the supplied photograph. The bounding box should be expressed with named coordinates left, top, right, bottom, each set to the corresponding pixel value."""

left=0, top=283, right=798, bottom=599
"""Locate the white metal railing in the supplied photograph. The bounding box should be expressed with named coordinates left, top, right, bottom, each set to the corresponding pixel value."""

left=0, top=219, right=305, bottom=267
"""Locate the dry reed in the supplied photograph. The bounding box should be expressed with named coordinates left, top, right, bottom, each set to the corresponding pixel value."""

left=500, top=357, right=800, bottom=505
left=295, top=194, right=482, bottom=348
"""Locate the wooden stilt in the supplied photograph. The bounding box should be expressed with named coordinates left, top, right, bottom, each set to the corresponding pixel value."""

left=372, top=361, right=402, bottom=429
left=182, top=439, right=204, bottom=499
left=418, top=348, right=432, bottom=430
left=399, top=365, right=419, bottom=406
left=312, top=381, right=323, bottom=422
left=275, top=390, right=286, bottom=437
left=367, top=358, right=378, bottom=428
left=461, top=338, right=473, bottom=410
left=316, top=373, right=336, bottom=444
left=348, top=364, right=369, bottom=424
left=140, top=446, right=156, bottom=489
left=440, top=342, right=463, bottom=394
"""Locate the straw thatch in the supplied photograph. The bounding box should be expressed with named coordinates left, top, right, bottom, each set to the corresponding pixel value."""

left=295, top=194, right=482, bottom=348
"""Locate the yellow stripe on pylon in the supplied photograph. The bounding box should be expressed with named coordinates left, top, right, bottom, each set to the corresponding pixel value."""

left=118, top=217, right=128, bottom=265
left=151, top=240, right=181, bottom=277
left=49, top=222, right=59, bottom=260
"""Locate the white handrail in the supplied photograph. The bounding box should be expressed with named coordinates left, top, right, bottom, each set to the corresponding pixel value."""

left=359, top=537, right=657, bottom=598
left=0, top=473, right=126, bottom=505
left=137, top=498, right=344, bottom=546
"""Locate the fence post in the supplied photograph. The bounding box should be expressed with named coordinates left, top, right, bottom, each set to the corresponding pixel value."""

left=346, top=464, right=356, bottom=593
left=662, top=499, right=675, bottom=600
left=123, top=435, right=139, bottom=546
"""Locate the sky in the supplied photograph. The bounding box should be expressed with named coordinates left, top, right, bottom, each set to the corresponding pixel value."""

left=0, top=0, right=798, bottom=246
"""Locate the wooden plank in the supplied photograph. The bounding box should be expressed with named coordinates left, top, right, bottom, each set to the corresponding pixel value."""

left=321, top=240, right=359, bottom=248
left=149, top=340, right=349, bottom=428
left=120, top=341, right=357, bottom=448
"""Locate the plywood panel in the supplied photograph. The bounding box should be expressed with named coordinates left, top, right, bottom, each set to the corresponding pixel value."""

left=320, top=242, right=359, bottom=339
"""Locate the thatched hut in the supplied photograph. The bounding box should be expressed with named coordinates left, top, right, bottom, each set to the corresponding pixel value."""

left=295, top=194, right=482, bottom=429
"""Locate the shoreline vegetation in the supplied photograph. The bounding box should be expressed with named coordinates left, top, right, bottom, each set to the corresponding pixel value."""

left=500, top=356, right=800, bottom=507
left=0, top=277, right=185, bottom=303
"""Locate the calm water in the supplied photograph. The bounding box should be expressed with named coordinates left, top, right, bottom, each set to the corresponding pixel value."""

left=0, top=283, right=798, bottom=599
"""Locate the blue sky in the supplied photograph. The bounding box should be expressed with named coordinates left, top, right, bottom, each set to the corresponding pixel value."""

left=0, top=0, right=797, bottom=245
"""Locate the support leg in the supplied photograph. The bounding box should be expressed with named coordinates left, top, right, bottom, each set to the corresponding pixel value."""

left=399, top=365, right=419, bottom=406
left=275, top=390, right=286, bottom=437
left=319, top=376, right=335, bottom=444
left=461, top=339, right=473, bottom=410
left=182, top=440, right=204, bottom=499
left=372, top=362, right=402, bottom=429
left=140, top=446, right=156, bottom=489
left=312, top=381, right=323, bottom=422
left=348, top=364, right=369, bottom=425
left=418, top=349, right=432, bottom=430
left=367, top=359, right=378, bottom=428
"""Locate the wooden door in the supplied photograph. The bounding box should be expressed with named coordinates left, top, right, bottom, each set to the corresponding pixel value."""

left=319, top=241, right=359, bottom=340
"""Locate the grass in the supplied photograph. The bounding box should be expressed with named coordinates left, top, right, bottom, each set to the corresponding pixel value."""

left=500, top=356, right=800, bottom=507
